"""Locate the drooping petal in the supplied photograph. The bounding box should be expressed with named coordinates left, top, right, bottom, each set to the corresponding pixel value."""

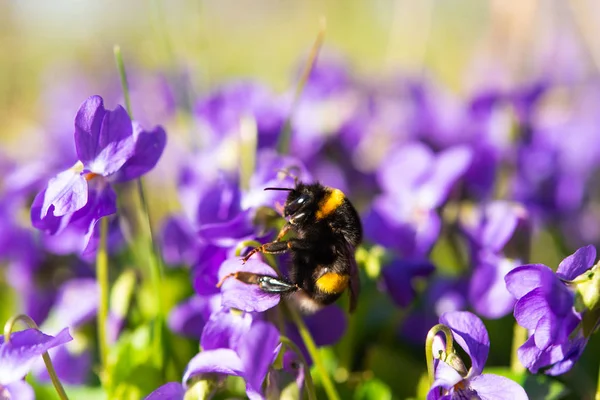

left=40, top=168, right=88, bottom=218
left=200, top=308, right=252, bottom=351
left=182, top=348, right=243, bottom=384
left=31, top=190, right=71, bottom=235
left=145, top=382, right=185, bottom=400
left=238, top=321, right=280, bottom=400
left=218, top=258, right=281, bottom=313
left=556, top=245, right=596, bottom=281
left=439, top=311, right=489, bottom=377
left=114, top=123, right=167, bottom=182
left=427, top=360, right=462, bottom=400
left=468, top=374, right=527, bottom=400
left=0, top=328, right=72, bottom=385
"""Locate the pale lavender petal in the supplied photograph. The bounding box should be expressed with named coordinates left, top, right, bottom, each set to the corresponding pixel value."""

left=238, top=321, right=280, bottom=400
left=115, top=123, right=167, bottom=182
left=468, top=374, right=527, bottom=400
left=145, top=382, right=185, bottom=400
left=0, top=328, right=72, bottom=385
left=197, top=210, right=255, bottom=247
left=183, top=348, right=243, bottom=384
left=51, top=278, right=98, bottom=328
left=439, top=311, right=489, bottom=377
left=31, top=190, right=71, bottom=235
left=469, top=258, right=517, bottom=319
left=480, top=202, right=520, bottom=251
left=421, top=145, right=472, bottom=208
left=556, top=245, right=596, bottom=281
left=427, top=360, right=462, bottom=400
left=505, top=264, right=553, bottom=300
left=378, top=142, right=433, bottom=195
left=200, top=308, right=252, bottom=351
left=41, top=168, right=88, bottom=218
left=161, top=215, right=199, bottom=266
left=218, top=258, right=281, bottom=312
left=3, top=380, right=35, bottom=400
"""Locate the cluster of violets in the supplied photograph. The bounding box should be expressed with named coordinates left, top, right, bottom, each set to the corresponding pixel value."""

left=0, top=50, right=599, bottom=400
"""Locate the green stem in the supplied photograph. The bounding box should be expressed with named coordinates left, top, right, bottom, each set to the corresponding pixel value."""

left=4, top=314, right=70, bottom=400
left=277, top=17, right=326, bottom=155
left=239, top=116, right=257, bottom=191
left=114, top=44, right=165, bottom=369
left=596, top=357, right=600, bottom=400
left=283, top=302, right=340, bottom=400
left=113, top=45, right=133, bottom=118
left=280, top=336, right=317, bottom=400
left=96, top=217, right=109, bottom=382
left=425, top=324, right=454, bottom=385
left=511, top=323, right=527, bottom=374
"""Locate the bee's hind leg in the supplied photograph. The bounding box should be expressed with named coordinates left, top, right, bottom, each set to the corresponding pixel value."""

left=217, top=271, right=298, bottom=294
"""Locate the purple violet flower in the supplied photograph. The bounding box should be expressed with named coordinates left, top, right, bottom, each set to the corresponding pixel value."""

left=31, top=95, right=166, bottom=251
left=461, top=201, right=530, bottom=319
left=0, top=327, right=72, bottom=399
left=148, top=309, right=280, bottom=400
left=505, top=245, right=599, bottom=375
left=427, top=311, right=527, bottom=400
left=364, top=142, right=472, bottom=258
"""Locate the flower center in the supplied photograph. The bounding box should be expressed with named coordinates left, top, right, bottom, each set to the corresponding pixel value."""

left=84, top=172, right=100, bottom=181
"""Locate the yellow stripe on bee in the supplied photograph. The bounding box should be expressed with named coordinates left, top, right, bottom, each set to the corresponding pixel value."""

left=315, top=272, right=349, bottom=294
left=315, top=188, right=345, bottom=220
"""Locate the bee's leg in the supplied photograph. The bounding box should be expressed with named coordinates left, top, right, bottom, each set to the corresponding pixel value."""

left=275, top=223, right=292, bottom=241
left=242, top=239, right=311, bottom=263
left=217, top=271, right=298, bottom=294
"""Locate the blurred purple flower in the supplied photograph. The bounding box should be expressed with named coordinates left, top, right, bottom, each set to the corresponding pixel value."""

left=427, top=311, right=527, bottom=400
left=364, top=142, right=472, bottom=258
left=461, top=201, right=530, bottom=319
left=0, top=327, right=72, bottom=399
left=505, top=245, right=599, bottom=374
left=31, top=95, right=166, bottom=251
left=381, top=258, right=435, bottom=308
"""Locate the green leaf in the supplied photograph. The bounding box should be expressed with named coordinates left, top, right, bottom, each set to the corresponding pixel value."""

left=523, top=374, right=569, bottom=400
left=354, top=378, right=392, bottom=400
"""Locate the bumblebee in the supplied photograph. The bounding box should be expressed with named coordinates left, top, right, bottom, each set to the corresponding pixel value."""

left=219, top=181, right=362, bottom=313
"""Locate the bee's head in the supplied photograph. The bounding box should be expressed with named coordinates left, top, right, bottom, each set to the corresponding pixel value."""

left=264, top=182, right=324, bottom=224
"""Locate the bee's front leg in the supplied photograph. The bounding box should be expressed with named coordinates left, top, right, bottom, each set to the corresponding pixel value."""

left=241, top=238, right=310, bottom=263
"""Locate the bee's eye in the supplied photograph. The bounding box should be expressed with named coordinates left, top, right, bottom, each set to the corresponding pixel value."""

left=285, top=194, right=310, bottom=217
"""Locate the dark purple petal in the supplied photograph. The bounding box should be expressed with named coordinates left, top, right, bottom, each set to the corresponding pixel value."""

left=505, top=264, right=553, bottom=300
left=238, top=321, right=280, bottom=400
left=145, top=382, right=185, bottom=400
left=439, top=311, right=489, bottom=377
left=556, top=245, right=596, bottom=281
left=0, top=328, right=72, bottom=385
left=218, top=258, right=280, bottom=312
left=31, top=190, right=71, bottom=235
left=381, top=259, right=435, bottom=307
left=114, top=122, right=167, bottom=182
left=183, top=348, right=243, bottom=384
left=513, top=288, right=548, bottom=331
left=3, top=380, right=35, bottom=400
left=197, top=209, right=255, bottom=247
left=168, top=294, right=221, bottom=339
left=75, top=96, right=135, bottom=175
left=468, top=374, right=527, bottom=400
left=40, top=168, right=88, bottom=218
left=161, top=215, right=200, bottom=266
left=193, top=246, right=229, bottom=295
left=200, top=308, right=252, bottom=351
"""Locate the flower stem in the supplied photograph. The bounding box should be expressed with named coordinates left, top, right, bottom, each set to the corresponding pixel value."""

left=277, top=16, right=326, bottom=155
left=596, top=357, right=600, bottom=400
left=425, top=323, right=454, bottom=385
left=510, top=322, right=527, bottom=374
left=114, top=44, right=166, bottom=370
left=96, top=217, right=110, bottom=381
left=280, top=335, right=317, bottom=400
left=4, top=314, right=69, bottom=400
left=283, top=302, right=340, bottom=400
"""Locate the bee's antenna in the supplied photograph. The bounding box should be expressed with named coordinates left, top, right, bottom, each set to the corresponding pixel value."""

left=277, top=166, right=301, bottom=185
left=264, top=188, right=295, bottom=192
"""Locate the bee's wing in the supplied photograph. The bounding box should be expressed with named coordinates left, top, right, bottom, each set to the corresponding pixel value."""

left=344, top=241, right=360, bottom=313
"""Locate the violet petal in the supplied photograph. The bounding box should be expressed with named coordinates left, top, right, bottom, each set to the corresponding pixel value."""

left=556, top=245, right=596, bottom=281
left=182, top=348, right=243, bottom=384
left=439, top=311, right=489, bottom=377
left=145, top=382, right=185, bottom=400
left=468, top=374, right=527, bottom=400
